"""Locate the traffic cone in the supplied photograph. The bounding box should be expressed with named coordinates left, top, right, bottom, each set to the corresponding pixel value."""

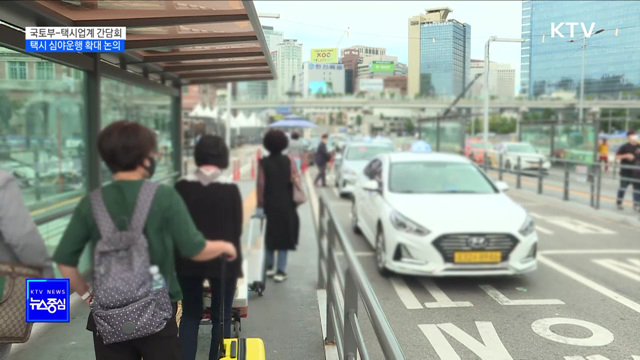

left=233, top=159, right=240, bottom=181
left=251, top=158, right=256, bottom=179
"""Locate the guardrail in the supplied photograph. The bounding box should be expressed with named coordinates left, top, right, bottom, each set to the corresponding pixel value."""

left=316, top=190, right=405, bottom=360
left=480, top=152, right=640, bottom=211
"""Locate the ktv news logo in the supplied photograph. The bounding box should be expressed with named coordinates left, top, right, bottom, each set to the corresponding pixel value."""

left=26, top=279, right=70, bottom=323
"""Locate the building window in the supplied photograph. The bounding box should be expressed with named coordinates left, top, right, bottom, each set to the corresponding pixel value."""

left=8, top=61, right=27, bottom=80
left=36, top=62, right=54, bottom=80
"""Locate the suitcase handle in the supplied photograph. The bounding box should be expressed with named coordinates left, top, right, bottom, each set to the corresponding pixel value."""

left=218, top=259, right=229, bottom=359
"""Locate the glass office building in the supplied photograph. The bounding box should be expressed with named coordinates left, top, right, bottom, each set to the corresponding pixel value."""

left=419, top=21, right=471, bottom=98
left=521, top=1, right=640, bottom=99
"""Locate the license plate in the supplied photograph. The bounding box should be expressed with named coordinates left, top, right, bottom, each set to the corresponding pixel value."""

left=454, top=251, right=502, bottom=263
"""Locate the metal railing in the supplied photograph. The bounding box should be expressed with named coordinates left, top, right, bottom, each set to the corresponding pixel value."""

left=481, top=151, right=640, bottom=211
left=315, top=190, right=405, bottom=360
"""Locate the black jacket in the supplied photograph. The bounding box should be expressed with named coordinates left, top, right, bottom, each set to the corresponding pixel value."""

left=315, top=142, right=331, bottom=166
left=174, top=174, right=243, bottom=279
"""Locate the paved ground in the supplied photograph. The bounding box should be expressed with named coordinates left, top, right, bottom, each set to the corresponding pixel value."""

left=11, top=170, right=325, bottom=360
left=311, top=168, right=640, bottom=360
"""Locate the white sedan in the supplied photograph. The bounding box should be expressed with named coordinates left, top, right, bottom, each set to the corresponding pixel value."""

left=335, top=141, right=395, bottom=197
left=351, top=152, right=538, bottom=277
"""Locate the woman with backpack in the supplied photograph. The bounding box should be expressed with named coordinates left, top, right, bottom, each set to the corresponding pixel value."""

left=53, top=120, right=236, bottom=360
left=174, top=135, right=243, bottom=360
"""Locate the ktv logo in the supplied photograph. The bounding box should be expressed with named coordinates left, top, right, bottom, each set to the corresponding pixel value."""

left=26, top=279, right=70, bottom=323
left=551, top=22, right=597, bottom=38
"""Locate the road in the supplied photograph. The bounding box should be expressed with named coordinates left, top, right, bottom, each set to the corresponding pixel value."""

left=310, top=169, right=640, bottom=360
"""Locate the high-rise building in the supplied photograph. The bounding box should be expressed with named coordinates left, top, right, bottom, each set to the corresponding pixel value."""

left=341, top=48, right=361, bottom=94
left=238, top=26, right=283, bottom=100
left=275, top=39, right=303, bottom=98
left=470, top=59, right=516, bottom=99
left=521, top=1, right=640, bottom=99
left=342, top=45, right=386, bottom=60
left=297, top=62, right=346, bottom=97
left=262, top=25, right=284, bottom=50
left=408, top=8, right=471, bottom=98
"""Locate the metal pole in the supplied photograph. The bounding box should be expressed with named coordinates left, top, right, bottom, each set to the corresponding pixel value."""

left=595, top=165, right=602, bottom=209
left=317, top=200, right=326, bottom=289
left=516, top=156, right=522, bottom=189
left=325, top=219, right=337, bottom=345
left=226, top=82, right=232, bottom=147
left=537, top=159, right=543, bottom=194
left=590, top=164, right=596, bottom=208
left=343, top=267, right=358, bottom=360
left=579, top=37, right=586, bottom=124
left=482, top=38, right=492, bottom=157
left=563, top=161, right=570, bottom=201
left=498, top=153, right=503, bottom=181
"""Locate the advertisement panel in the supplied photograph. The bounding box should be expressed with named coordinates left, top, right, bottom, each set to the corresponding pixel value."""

left=358, top=78, right=384, bottom=92
left=311, top=48, right=338, bottom=63
left=372, top=61, right=395, bottom=73
left=309, top=81, right=333, bottom=94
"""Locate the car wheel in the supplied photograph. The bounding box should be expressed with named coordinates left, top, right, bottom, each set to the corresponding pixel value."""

left=351, top=201, right=362, bottom=235
left=375, top=228, right=391, bottom=276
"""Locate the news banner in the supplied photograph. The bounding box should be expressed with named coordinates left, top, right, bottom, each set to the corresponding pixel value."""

left=25, top=26, right=126, bottom=53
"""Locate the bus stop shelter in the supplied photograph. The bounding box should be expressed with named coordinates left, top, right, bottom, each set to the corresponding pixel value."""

left=0, top=0, right=275, bottom=272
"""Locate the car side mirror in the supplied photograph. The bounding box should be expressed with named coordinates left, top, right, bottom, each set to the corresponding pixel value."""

left=495, top=181, right=509, bottom=192
left=362, top=180, right=380, bottom=192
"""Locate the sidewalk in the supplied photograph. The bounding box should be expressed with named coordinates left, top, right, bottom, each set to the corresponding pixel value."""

left=10, top=177, right=325, bottom=360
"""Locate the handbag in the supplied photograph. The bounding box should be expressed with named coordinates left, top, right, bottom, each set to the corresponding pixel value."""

left=0, top=263, right=42, bottom=343
left=290, top=158, right=307, bottom=206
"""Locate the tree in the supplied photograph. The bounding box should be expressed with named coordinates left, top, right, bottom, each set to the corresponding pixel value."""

left=405, top=119, right=415, bottom=134
left=356, top=115, right=363, bottom=127
left=0, top=91, right=12, bottom=132
left=542, top=108, right=555, bottom=120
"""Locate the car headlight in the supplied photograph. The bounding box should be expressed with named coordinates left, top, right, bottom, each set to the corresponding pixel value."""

left=389, top=210, right=430, bottom=236
left=519, top=215, right=535, bottom=236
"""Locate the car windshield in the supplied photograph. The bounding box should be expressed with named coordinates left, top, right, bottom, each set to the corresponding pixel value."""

left=507, top=144, right=537, bottom=153
left=345, top=146, right=393, bottom=161
left=389, top=162, right=497, bottom=194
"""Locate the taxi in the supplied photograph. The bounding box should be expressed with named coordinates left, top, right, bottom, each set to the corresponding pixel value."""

left=351, top=149, right=538, bottom=277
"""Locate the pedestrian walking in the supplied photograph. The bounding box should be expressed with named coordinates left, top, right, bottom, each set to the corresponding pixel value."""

left=0, top=171, right=55, bottom=360
left=288, top=132, right=304, bottom=174
left=53, top=120, right=236, bottom=360
left=256, top=130, right=300, bottom=283
left=314, top=134, right=332, bottom=187
left=615, top=130, right=640, bottom=211
left=599, top=138, right=609, bottom=172
left=174, top=135, right=243, bottom=360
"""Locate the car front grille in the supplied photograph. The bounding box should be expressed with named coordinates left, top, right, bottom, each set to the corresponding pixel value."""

left=432, top=234, right=518, bottom=263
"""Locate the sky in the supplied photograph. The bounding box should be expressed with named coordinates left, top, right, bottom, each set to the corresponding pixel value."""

left=255, top=1, right=524, bottom=86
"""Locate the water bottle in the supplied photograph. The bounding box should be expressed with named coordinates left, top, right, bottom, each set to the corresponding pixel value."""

left=149, top=265, right=166, bottom=290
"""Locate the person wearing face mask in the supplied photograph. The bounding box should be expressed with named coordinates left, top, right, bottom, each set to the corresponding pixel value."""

left=615, top=130, right=640, bottom=211
left=53, top=120, right=236, bottom=360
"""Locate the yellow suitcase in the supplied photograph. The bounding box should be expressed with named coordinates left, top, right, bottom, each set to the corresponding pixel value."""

left=216, top=261, right=266, bottom=359
left=220, top=338, right=266, bottom=360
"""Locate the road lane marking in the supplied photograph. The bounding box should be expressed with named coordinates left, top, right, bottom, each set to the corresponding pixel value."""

left=530, top=213, right=616, bottom=234
left=541, top=250, right=640, bottom=255
left=479, top=285, right=565, bottom=306
left=535, top=225, right=553, bottom=235
left=419, top=322, right=513, bottom=360
left=390, top=277, right=423, bottom=309
left=539, top=254, right=640, bottom=314
left=419, top=278, right=473, bottom=308
left=592, top=258, right=640, bottom=282
left=531, top=318, right=614, bottom=347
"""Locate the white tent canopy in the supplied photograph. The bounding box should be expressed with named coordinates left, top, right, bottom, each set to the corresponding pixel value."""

left=189, top=103, right=205, bottom=117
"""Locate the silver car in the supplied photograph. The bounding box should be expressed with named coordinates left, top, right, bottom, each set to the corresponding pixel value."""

left=335, top=142, right=395, bottom=197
